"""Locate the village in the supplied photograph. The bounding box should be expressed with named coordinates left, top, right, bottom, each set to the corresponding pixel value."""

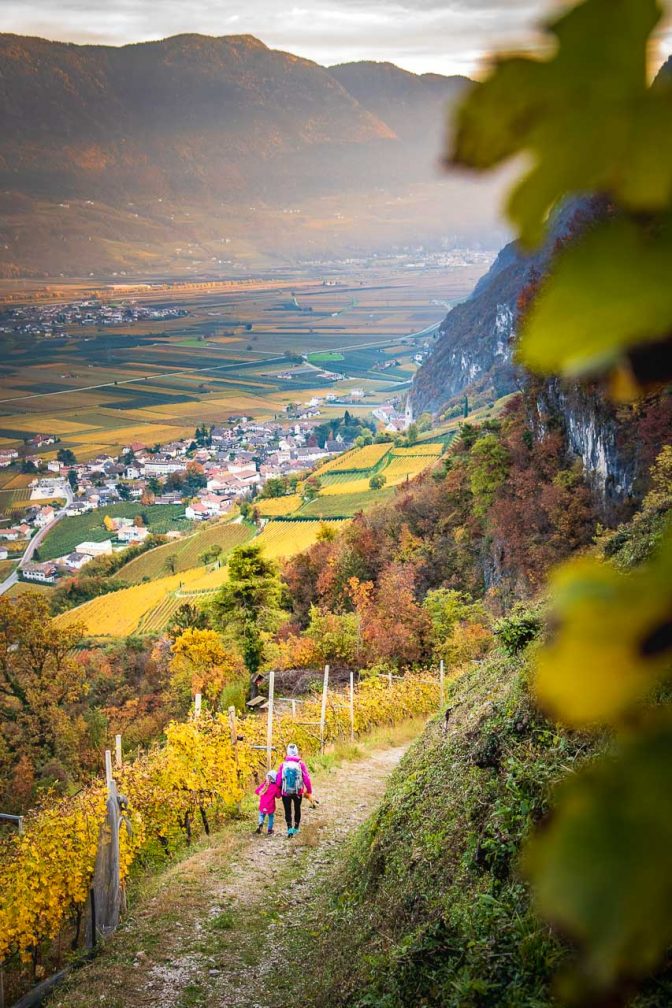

left=0, top=396, right=412, bottom=588
left=0, top=298, right=189, bottom=341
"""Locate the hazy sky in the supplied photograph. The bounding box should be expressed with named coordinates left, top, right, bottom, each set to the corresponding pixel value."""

left=0, top=0, right=558, bottom=75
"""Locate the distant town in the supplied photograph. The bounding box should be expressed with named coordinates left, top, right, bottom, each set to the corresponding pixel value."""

left=0, top=298, right=189, bottom=341
left=0, top=398, right=413, bottom=588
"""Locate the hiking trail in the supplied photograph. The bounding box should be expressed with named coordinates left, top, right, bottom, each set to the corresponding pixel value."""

left=51, top=741, right=408, bottom=1008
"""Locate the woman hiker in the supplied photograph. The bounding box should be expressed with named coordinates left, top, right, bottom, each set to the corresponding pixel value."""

left=275, top=743, right=312, bottom=837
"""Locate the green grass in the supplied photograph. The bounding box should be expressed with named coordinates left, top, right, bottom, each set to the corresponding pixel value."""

left=299, top=486, right=396, bottom=518
left=288, top=657, right=594, bottom=1008
left=307, top=352, right=345, bottom=363
left=39, top=503, right=190, bottom=560
left=117, top=520, right=254, bottom=583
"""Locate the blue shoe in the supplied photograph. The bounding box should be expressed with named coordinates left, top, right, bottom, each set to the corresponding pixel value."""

left=287, top=827, right=296, bottom=837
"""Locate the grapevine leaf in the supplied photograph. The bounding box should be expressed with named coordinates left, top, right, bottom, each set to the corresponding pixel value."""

left=534, top=540, right=672, bottom=726
left=518, top=214, right=672, bottom=375
left=526, top=719, right=672, bottom=986
left=449, top=0, right=671, bottom=246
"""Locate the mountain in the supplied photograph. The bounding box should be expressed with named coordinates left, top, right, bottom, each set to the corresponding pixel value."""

left=329, top=61, right=468, bottom=149
left=0, top=34, right=504, bottom=277
left=409, top=198, right=672, bottom=511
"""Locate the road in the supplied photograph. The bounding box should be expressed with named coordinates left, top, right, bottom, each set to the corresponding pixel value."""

left=0, top=485, right=74, bottom=596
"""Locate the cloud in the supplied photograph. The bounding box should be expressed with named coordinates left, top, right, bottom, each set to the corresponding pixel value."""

left=0, top=0, right=551, bottom=74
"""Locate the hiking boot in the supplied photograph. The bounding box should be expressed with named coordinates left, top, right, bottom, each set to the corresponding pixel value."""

left=267, top=829, right=274, bottom=836
left=255, top=824, right=263, bottom=834
left=287, top=827, right=296, bottom=837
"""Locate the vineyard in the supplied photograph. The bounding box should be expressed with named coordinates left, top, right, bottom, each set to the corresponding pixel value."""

left=324, top=442, right=392, bottom=473
left=299, top=486, right=395, bottom=518
left=254, top=519, right=346, bottom=559
left=255, top=494, right=304, bottom=517
left=0, top=673, right=440, bottom=972
left=53, top=568, right=206, bottom=636
left=116, top=520, right=253, bottom=583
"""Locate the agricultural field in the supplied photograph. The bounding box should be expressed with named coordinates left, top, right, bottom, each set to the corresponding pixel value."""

left=324, top=442, right=392, bottom=473
left=39, top=503, right=189, bottom=560
left=253, top=519, right=346, bottom=561
left=390, top=443, right=443, bottom=457
left=0, top=264, right=486, bottom=461
left=0, top=487, right=31, bottom=515
left=53, top=566, right=206, bottom=636
left=299, top=487, right=396, bottom=518
left=116, top=520, right=253, bottom=583
left=255, top=495, right=304, bottom=517
left=0, top=560, right=16, bottom=580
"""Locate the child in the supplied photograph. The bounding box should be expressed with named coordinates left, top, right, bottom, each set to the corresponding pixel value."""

left=254, top=769, right=280, bottom=835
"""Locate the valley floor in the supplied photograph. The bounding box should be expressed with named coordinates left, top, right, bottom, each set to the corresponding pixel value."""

left=50, top=733, right=412, bottom=1008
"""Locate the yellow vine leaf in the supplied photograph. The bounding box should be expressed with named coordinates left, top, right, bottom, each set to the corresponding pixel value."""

left=534, top=540, right=672, bottom=726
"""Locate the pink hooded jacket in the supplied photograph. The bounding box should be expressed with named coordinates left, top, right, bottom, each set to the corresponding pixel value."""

left=255, top=778, right=281, bottom=814
left=275, top=756, right=312, bottom=797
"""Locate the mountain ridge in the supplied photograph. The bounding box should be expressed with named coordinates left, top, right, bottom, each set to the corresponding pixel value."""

left=0, top=32, right=504, bottom=277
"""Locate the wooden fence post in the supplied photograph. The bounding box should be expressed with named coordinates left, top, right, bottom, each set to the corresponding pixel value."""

left=349, top=668, right=355, bottom=742
left=228, top=705, right=243, bottom=810
left=114, top=734, right=122, bottom=769
left=291, top=698, right=297, bottom=721
left=266, top=668, right=275, bottom=771
left=388, top=670, right=393, bottom=688
left=104, top=749, right=113, bottom=793
left=439, top=659, right=445, bottom=708
left=194, top=692, right=202, bottom=718
left=319, top=664, right=330, bottom=753
left=89, top=750, right=122, bottom=946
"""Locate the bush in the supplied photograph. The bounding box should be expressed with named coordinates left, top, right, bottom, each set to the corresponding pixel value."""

left=494, top=604, right=542, bottom=656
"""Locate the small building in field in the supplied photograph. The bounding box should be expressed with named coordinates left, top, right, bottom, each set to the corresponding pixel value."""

left=76, top=539, right=113, bottom=557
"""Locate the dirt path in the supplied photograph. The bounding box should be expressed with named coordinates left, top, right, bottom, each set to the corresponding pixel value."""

left=51, top=742, right=408, bottom=1008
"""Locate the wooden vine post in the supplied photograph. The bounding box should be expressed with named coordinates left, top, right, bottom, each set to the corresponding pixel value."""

left=194, top=692, right=202, bottom=718
left=319, top=664, right=330, bottom=753
left=439, top=659, right=445, bottom=708
left=228, top=705, right=243, bottom=812
left=349, top=668, right=355, bottom=742
left=114, top=734, right=122, bottom=769
left=266, top=667, right=275, bottom=771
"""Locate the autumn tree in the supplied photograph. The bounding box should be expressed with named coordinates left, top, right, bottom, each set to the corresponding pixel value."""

left=169, top=628, right=243, bottom=709
left=0, top=596, right=87, bottom=809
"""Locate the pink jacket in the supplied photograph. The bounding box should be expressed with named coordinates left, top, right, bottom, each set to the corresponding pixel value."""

left=275, top=757, right=312, bottom=797
left=255, top=779, right=281, bottom=814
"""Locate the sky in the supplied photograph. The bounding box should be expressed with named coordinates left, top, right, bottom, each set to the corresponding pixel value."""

left=0, top=0, right=559, bottom=75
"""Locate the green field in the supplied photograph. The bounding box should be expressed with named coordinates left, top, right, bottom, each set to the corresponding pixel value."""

left=39, top=503, right=190, bottom=560
left=299, top=486, right=396, bottom=518
left=116, top=520, right=254, bottom=583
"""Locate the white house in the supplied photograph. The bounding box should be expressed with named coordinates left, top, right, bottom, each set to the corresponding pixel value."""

left=185, top=501, right=210, bottom=521
left=117, top=525, right=150, bottom=544
left=62, top=551, right=92, bottom=571
left=34, top=505, right=55, bottom=528
left=144, top=457, right=186, bottom=476
left=23, top=562, right=59, bottom=584
left=0, top=547, right=8, bottom=560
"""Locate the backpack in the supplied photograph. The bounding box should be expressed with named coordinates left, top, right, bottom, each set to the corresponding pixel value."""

left=282, top=761, right=304, bottom=796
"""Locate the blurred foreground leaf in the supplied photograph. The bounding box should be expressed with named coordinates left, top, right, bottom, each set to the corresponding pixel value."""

left=534, top=539, right=672, bottom=726
left=518, top=215, right=672, bottom=377
left=526, top=719, right=672, bottom=988
left=450, top=0, right=672, bottom=246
